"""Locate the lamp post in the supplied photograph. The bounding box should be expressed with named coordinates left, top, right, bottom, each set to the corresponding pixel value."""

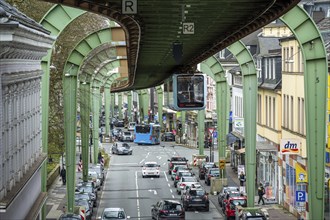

left=90, top=125, right=93, bottom=163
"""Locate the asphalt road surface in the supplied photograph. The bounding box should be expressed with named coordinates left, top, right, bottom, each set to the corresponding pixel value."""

left=95, top=142, right=223, bottom=220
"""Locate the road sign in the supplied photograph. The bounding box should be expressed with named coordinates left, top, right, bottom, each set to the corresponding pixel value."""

left=213, top=131, right=218, bottom=138
left=208, top=128, right=215, bottom=135
left=183, top=22, right=194, bottom=34
left=219, top=159, right=226, bottom=170
left=296, top=191, right=306, bottom=202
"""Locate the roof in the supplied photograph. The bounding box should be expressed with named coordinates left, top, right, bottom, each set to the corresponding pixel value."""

left=257, top=36, right=281, bottom=56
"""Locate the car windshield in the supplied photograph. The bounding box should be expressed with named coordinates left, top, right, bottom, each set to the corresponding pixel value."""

left=171, top=157, right=186, bottom=161
left=225, top=187, right=239, bottom=193
left=124, top=132, right=131, bottom=135
left=145, top=163, right=158, bottom=167
left=231, top=199, right=247, bottom=206
left=119, top=143, right=130, bottom=149
left=210, top=169, right=220, bottom=174
left=182, top=177, right=196, bottom=182
left=189, top=190, right=205, bottom=196
left=180, top=172, right=192, bottom=176
left=103, top=210, right=126, bottom=219
left=77, top=186, right=93, bottom=193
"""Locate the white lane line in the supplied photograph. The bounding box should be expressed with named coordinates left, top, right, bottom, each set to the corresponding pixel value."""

left=146, top=152, right=150, bottom=158
left=162, top=162, right=166, bottom=166
left=172, top=195, right=175, bottom=198
left=170, top=189, right=173, bottom=193
left=112, top=163, right=138, bottom=166
left=139, top=159, right=145, bottom=164
left=168, top=183, right=171, bottom=187
left=156, top=156, right=162, bottom=160
left=135, top=171, right=141, bottom=220
left=164, top=171, right=169, bottom=182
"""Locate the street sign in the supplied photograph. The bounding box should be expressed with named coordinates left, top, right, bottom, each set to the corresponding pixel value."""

left=122, top=0, right=137, bottom=14
left=213, top=131, right=218, bottom=138
left=219, top=159, right=226, bottom=170
left=182, top=22, right=194, bottom=34
left=208, top=128, right=215, bottom=135
left=296, top=191, right=306, bottom=202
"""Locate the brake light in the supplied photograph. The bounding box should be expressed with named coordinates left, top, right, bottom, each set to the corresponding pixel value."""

left=169, top=162, right=173, bottom=168
left=173, top=169, right=177, bottom=173
left=176, top=176, right=179, bottom=180
left=160, top=210, right=168, bottom=214
left=180, top=183, right=186, bottom=187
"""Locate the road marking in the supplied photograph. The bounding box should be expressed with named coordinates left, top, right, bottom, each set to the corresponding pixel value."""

left=162, top=162, right=166, bottom=166
left=135, top=171, right=141, bottom=220
left=139, top=159, right=145, bottom=164
left=156, top=156, right=162, bottom=160
left=168, top=183, right=171, bottom=187
left=170, top=189, right=173, bottom=193
left=172, top=195, right=175, bottom=198
left=146, top=152, right=150, bottom=158
left=164, top=171, right=169, bottom=182
left=148, top=189, right=157, bottom=195
left=112, top=163, right=138, bottom=166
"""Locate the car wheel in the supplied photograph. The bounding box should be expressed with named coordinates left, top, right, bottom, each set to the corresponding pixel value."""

left=157, top=175, right=160, bottom=178
left=142, top=175, right=145, bottom=178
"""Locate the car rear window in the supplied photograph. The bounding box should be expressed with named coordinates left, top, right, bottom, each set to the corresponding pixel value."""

left=210, top=169, right=220, bottom=174
left=171, top=157, right=186, bottom=161
left=182, top=177, right=196, bottom=182
left=104, top=211, right=126, bottom=219
left=145, top=163, right=157, bottom=167
left=164, top=204, right=182, bottom=211
left=124, top=132, right=131, bottom=135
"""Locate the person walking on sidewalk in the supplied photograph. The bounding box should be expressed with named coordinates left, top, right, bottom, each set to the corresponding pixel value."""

left=257, top=183, right=265, bottom=205
left=60, top=167, right=66, bottom=185
left=239, top=171, right=246, bottom=186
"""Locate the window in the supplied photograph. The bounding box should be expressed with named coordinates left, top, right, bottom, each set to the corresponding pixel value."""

left=265, top=96, right=268, bottom=126
left=257, top=94, right=262, bottom=123
left=272, top=59, right=276, bottom=79
left=269, top=96, right=271, bottom=128
left=273, top=97, right=276, bottom=129
left=290, top=46, right=294, bottom=72
left=283, top=94, right=286, bottom=126
left=290, top=96, right=294, bottom=130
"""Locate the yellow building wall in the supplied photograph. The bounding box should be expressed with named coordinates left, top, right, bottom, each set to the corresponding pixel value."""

left=262, top=25, right=291, bottom=37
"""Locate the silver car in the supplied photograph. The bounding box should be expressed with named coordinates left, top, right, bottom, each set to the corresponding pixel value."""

left=111, top=142, right=133, bottom=155
left=101, top=207, right=130, bottom=220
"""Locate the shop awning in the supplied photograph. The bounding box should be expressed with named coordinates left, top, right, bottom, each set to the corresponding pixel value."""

left=256, top=141, right=277, bottom=152
left=227, top=133, right=240, bottom=145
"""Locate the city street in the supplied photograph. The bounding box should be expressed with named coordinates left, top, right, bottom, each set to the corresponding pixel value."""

left=96, top=142, right=222, bottom=219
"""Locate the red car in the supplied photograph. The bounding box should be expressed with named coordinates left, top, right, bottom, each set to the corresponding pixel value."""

left=224, top=196, right=247, bottom=219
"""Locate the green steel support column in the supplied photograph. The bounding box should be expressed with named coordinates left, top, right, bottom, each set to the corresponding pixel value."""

left=104, top=87, right=110, bottom=136
left=63, top=75, right=77, bottom=213
left=40, top=58, right=51, bottom=220
left=201, top=56, right=227, bottom=178
left=281, top=6, right=328, bottom=219
left=156, top=86, right=163, bottom=129
left=142, top=90, right=150, bottom=123
left=228, top=41, right=257, bottom=207
left=80, top=82, right=90, bottom=182
left=118, top=93, right=123, bottom=120
left=92, top=87, right=101, bottom=164
left=127, top=91, right=132, bottom=122
left=111, top=93, right=115, bottom=118
left=197, top=110, right=205, bottom=155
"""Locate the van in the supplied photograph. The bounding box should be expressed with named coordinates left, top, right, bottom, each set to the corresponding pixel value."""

left=128, top=122, right=136, bottom=131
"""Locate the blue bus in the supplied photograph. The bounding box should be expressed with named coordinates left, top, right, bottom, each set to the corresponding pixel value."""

left=134, top=123, right=161, bottom=145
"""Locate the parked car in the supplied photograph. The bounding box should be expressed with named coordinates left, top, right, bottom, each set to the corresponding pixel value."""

left=198, top=162, right=216, bottom=179
left=177, top=176, right=199, bottom=195
left=237, top=207, right=269, bottom=220
left=204, top=167, right=220, bottom=185
left=112, top=142, right=133, bottom=155
left=101, top=207, right=130, bottom=220
left=112, top=128, right=122, bottom=138
left=221, top=190, right=242, bottom=212
left=75, top=182, right=97, bottom=203
left=151, top=200, right=185, bottom=220
left=224, top=196, right=247, bottom=219
left=75, top=199, right=92, bottom=220
left=89, top=164, right=105, bottom=185
left=128, top=122, right=136, bottom=131
left=218, top=186, right=240, bottom=206
left=120, top=131, right=134, bottom=142
left=161, top=132, right=175, bottom=141
left=142, top=161, right=160, bottom=178
left=174, top=170, right=193, bottom=188
left=115, top=120, right=125, bottom=127
left=88, top=171, right=101, bottom=190
left=182, top=187, right=209, bottom=211
left=168, top=156, right=188, bottom=174
left=59, top=213, right=82, bottom=220
left=75, top=192, right=94, bottom=209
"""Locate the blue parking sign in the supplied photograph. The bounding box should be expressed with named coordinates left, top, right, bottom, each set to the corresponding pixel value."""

left=296, top=191, right=306, bottom=202
left=213, top=131, right=218, bottom=138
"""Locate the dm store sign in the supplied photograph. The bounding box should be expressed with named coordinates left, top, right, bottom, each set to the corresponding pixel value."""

left=280, top=139, right=300, bottom=155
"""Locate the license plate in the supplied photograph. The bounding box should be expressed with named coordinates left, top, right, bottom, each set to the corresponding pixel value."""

left=193, top=199, right=202, bottom=201
left=169, top=214, right=177, bottom=216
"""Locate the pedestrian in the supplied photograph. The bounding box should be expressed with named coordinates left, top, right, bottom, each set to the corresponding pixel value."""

left=60, top=167, right=66, bottom=185
left=239, top=171, right=246, bottom=186
left=257, top=183, right=265, bottom=205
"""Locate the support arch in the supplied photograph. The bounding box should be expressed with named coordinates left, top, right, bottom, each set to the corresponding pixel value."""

left=280, top=6, right=328, bottom=219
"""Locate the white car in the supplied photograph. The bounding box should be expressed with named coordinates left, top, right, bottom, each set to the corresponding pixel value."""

left=177, top=176, right=199, bottom=194
left=128, top=122, right=136, bottom=131
left=142, top=162, right=160, bottom=178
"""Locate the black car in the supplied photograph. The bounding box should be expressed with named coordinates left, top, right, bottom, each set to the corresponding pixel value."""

left=182, top=188, right=209, bottom=211
left=198, top=162, right=216, bottom=179
left=218, top=186, right=240, bottom=206
left=111, top=142, right=133, bottom=155
left=161, top=132, right=175, bottom=141
left=115, top=120, right=125, bottom=127
left=151, top=200, right=185, bottom=219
